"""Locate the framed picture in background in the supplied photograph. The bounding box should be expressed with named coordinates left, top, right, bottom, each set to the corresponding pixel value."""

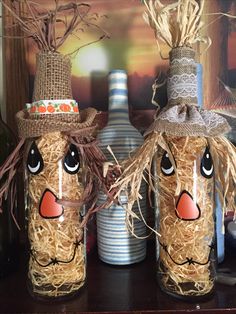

left=200, top=0, right=236, bottom=143
left=2, top=0, right=236, bottom=141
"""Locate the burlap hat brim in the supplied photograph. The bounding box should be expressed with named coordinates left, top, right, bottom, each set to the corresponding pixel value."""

left=16, top=107, right=97, bottom=139
left=145, top=103, right=231, bottom=137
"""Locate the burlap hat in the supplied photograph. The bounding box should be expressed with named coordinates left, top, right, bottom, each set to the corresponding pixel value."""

left=15, top=51, right=98, bottom=139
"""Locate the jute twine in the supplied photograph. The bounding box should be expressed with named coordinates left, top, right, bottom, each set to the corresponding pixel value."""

left=146, top=47, right=230, bottom=137
left=169, top=47, right=195, bottom=63
left=33, top=51, right=72, bottom=101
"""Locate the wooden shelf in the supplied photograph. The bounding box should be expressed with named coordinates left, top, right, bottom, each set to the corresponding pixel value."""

left=0, top=242, right=236, bottom=314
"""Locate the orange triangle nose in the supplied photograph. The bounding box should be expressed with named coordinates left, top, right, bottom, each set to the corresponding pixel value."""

left=39, top=189, right=64, bottom=219
left=175, top=191, right=200, bottom=221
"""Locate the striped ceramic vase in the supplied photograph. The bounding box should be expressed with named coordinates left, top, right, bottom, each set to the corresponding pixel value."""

left=96, top=70, right=147, bottom=265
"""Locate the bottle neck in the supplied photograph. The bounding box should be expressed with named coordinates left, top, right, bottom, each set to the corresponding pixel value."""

left=107, top=70, right=130, bottom=125
left=167, top=47, right=197, bottom=106
left=33, top=52, right=72, bottom=101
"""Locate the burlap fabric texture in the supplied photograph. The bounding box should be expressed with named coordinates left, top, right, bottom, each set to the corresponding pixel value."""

left=33, top=51, right=72, bottom=102
left=16, top=107, right=97, bottom=139
left=145, top=47, right=230, bottom=137
left=17, top=50, right=98, bottom=138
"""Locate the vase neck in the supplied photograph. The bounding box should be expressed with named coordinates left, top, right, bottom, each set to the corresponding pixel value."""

left=167, top=47, right=198, bottom=106
left=107, top=70, right=130, bottom=125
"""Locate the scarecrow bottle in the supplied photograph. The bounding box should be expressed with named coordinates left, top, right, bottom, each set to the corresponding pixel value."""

left=22, top=54, right=89, bottom=299
left=15, top=69, right=103, bottom=300
left=19, top=52, right=106, bottom=300
left=110, top=0, right=235, bottom=301
left=0, top=111, right=19, bottom=277
left=154, top=47, right=216, bottom=299
left=96, top=70, right=147, bottom=265
left=17, top=54, right=103, bottom=299
left=1, top=1, right=108, bottom=299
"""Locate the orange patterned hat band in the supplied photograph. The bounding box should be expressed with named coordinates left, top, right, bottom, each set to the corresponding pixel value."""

left=26, top=99, right=79, bottom=115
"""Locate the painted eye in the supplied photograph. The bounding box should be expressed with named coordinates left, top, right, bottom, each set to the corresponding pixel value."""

left=161, top=151, right=174, bottom=176
left=63, top=144, right=80, bottom=174
left=200, top=147, right=214, bottom=178
left=27, top=142, right=44, bottom=175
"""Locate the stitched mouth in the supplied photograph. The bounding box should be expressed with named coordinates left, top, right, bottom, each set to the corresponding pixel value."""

left=160, top=242, right=213, bottom=266
left=30, top=240, right=81, bottom=267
